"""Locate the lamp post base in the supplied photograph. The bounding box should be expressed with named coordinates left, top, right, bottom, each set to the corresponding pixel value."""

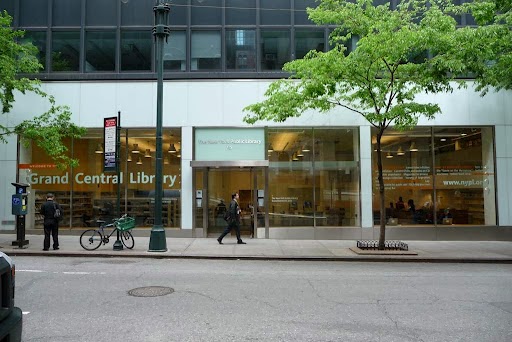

left=148, top=225, right=167, bottom=252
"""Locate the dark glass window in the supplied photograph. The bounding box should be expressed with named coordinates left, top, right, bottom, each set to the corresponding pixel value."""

left=86, top=31, right=116, bottom=72
left=121, top=30, right=152, bottom=71
left=191, top=0, right=221, bottom=26
left=51, top=31, right=80, bottom=72
left=294, top=0, right=317, bottom=25
left=260, top=0, right=290, bottom=26
left=20, top=0, right=48, bottom=27
left=53, top=0, right=81, bottom=27
left=260, top=30, right=291, bottom=71
left=164, top=31, right=186, bottom=71
left=226, top=29, right=256, bottom=71
left=295, top=30, right=324, bottom=59
left=0, top=1, right=15, bottom=16
left=191, top=31, right=221, bottom=70
left=20, top=31, right=47, bottom=71
left=226, top=0, right=256, bottom=25
left=121, top=0, right=152, bottom=26
left=86, top=0, right=116, bottom=26
left=169, top=0, right=188, bottom=26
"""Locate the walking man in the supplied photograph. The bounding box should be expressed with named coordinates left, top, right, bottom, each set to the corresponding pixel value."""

left=40, top=193, right=61, bottom=251
left=217, top=192, right=246, bottom=245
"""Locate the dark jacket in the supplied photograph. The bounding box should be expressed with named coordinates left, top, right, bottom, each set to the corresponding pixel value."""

left=228, top=199, right=240, bottom=223
left=40, top=200, right=61, bottom=226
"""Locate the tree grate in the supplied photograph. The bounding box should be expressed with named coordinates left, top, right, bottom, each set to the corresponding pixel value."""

left=357, top=240, right=409, bottom=251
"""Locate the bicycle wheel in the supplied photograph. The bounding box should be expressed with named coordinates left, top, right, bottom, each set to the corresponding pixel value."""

left=80, top=229, right=103, bottom=251
left=120, top=230, right=134, bottom=249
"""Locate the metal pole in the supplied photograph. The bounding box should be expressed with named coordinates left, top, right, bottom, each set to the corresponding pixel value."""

left=149, top=0, right=170, bottom=252
left=113, top=110, right=123, bottom=250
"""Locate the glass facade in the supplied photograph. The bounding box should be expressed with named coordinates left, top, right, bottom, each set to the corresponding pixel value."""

left=372, top=127, right=496, bottom=226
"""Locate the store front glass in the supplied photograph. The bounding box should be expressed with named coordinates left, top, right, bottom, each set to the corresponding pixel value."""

left=24, top=128, right=181, bottom=229
left=372, top=126, right=496, bottom=226
left=268, top=128, right=360, bottom=227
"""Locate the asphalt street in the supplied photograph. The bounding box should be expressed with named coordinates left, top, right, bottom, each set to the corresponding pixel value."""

left=14, top=256, right=512, bottom=342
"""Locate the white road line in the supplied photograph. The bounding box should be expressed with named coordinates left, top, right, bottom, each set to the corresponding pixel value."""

left=22, top=312, right=30, bottom=315
left=18, top=270, right=106, bottom=275
left=17, top=270, right=44, bottom=273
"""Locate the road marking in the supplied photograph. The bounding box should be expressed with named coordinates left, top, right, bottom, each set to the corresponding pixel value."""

left=22, top=312, right=30, bottom=315
left=18, top=270, right=106, bottom=275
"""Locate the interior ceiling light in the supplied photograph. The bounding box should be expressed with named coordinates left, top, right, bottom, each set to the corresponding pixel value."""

left=144, top=149, right=152, bottom=158
left=460, top=133, right=467, bottom=136
left=164, top=157, right=169, bottom=165
left=95, top=144, right=103, bottom=154
left=168, top=143, right=177, bottom=153
left=297, top=149, right=304, bottom=157
left=302, top=145, right=310, bottom=152
left=386, top=152, right=393, bottom=158
left=409, top=142, right=418, bottom=152
left=132, top=143, right=140, bottom=153
left=127, top=153, right=132, bottom=162
left=292, top=153, right=299, bottom=161
left=136, top=157, right=143, bottom=165
left=397, top=146, right=405, bottom=156
left=440, top=138, right=447, bottom=142
left=268, top=144, right=274, bottom=153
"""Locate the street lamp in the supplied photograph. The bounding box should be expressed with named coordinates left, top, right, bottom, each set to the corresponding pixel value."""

left=148, top=0, right=171, bottom=252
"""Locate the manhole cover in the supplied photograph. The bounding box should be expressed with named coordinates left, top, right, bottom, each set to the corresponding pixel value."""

left=128, top=286, right=174, bottom=297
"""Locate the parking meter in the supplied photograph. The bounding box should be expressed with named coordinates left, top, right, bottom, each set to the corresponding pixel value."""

left=11, top=182, right=30, bottom=248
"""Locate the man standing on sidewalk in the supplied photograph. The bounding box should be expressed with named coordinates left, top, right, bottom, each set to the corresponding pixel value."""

left=40, top=193, right=61, bottom=251
left=217, top=192, right=246, bottom=245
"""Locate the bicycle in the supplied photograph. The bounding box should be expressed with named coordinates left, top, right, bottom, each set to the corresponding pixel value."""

left=80, top=214, right=135, bottom=251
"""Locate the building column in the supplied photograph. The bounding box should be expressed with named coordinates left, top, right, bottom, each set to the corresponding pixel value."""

left=359, top=125, right=374, bottom=236
left=181, top=126, right=193, bottom=230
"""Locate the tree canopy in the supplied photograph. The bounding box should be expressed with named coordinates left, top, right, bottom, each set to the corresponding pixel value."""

left=0, top=11, right=85, bottom=169
left=243, top=0, right=482, bottom=248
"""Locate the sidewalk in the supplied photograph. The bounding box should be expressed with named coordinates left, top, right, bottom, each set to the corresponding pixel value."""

left=1, top=234, right=512, bottom=263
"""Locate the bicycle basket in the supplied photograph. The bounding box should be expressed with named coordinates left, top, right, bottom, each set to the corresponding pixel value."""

left=116, top=216, right=135, bottom=231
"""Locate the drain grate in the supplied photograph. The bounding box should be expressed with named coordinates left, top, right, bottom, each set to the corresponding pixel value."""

left=128, top=286, right=174, bottom=297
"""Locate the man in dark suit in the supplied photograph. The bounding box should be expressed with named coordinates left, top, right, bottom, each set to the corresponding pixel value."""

left=39, top=193, right=61, bottom=251
left=217, top=192, right=246, bottom=245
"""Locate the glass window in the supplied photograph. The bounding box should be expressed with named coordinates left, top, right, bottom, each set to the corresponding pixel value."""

left=86, top=0, right=116, bottom=26
left=434, top=127, right=496, bottom=225
left=86, top=31, right=116, bottom=72
left=226, top=29, right=256, bottom=71
left=169, top=0, right=188, bottom=26
left=20, top=0, right=48, bottom=27
left=164, top=31, right=186, bottom=71
left=121, top=30, right=152, bottom=71
left=226, top=0, right=256, bottom=25
left=372, top=127, right=434, bottom=226
left=191, top=31, right=221, bottom=71
left=121, top=0, right=152, bottom=26
left=191, top=0, right=222, bottom=26
left=52, top=0, right=81, bottom=27
left=0, top=1, right=15, bottom=16
left=260, top=30, right=291, bottom=71
left=294, top=0, right=317, bottom=25
left=260, top=0, right=290, bottom=25
left=295, top=30, right=324, bottom=59
left=20, top=31, right=47, bottom=71
left=51, top=31, right=80, bottom=72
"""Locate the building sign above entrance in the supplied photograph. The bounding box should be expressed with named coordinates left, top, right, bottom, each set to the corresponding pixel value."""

left=195, top=128, right=265, bottom=161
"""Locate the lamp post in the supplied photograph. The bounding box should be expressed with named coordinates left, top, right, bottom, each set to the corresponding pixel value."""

left=148, top=0, right=170, bottom=252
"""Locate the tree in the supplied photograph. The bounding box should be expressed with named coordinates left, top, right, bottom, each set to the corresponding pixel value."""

left=0, top=11, right=85, bottom=169
left=243, top=0, right=474, bottom=249
left=454, top=0, right=512, bottom=93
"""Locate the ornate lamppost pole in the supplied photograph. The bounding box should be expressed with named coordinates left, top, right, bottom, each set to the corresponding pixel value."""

left=148, top=0, right=170, bottom=252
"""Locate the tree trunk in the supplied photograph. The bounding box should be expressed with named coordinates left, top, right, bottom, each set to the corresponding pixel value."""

left=376, top=127, right=386, bottom=250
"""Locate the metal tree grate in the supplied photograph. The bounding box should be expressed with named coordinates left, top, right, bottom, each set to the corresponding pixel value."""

left=357, top=240, right=409, bottom=251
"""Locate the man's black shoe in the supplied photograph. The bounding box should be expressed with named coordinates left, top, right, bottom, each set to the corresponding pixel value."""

left=217, top=238, right=223, bottom=245
left=237, top=241, right=247, bottom=244
left=53, top=247, right=60, bottom=250
left=42, top=249, right=49, bottom=251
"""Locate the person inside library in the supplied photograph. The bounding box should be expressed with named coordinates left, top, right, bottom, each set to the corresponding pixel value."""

left=396, top=196, right=405, bottom=210
left=39, top=192, right=61, bottom=251
left=217, top=192, right=246, bottom=245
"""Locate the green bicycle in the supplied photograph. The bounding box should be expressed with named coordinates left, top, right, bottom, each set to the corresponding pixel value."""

left=80, top=214, right=135, bottom=251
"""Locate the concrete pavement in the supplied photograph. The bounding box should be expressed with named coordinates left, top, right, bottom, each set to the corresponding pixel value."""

left=1, top=233, right=512, bottom=263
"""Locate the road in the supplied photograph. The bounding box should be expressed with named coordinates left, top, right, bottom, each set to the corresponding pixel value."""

left=14, top=257, right=512, bottom=342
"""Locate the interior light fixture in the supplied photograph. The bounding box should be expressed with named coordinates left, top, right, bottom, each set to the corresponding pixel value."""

left=144, top=149, right=152, bottom=158
left=386, top=152, right=393, bottom=158
left=127, top=153, right=132, bottom=162
left=397, top=146, right=405, bottom=156
left=164, top=157, right=169, bottom=165
left=168, top=143, right=177, bottom=153
left=132, top=144, right=140, bottom=153
left=460, top=133, right=467, bottom=136
left=409, top=142, right=418, bottom=152
left=292, top=153, right=299, bottom=161
left=95, top=144, right=103, bottom=154
left=177, top=153, right=181, bottom=158
left=136, top=157, right=143, bottom=165
left=268, top=144, right=274, bottom=153
left=302, top=145, right=310, bottom=152
left=297, top=149, right=304, bottom=157
left=440, top=138, right=447, bottom=142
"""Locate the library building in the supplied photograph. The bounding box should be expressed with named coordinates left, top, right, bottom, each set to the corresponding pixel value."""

left=1, top=0, right=511, bottom=241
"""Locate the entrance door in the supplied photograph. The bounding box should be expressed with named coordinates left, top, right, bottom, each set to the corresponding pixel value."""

left=206, top=168, right=263, bottom=237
